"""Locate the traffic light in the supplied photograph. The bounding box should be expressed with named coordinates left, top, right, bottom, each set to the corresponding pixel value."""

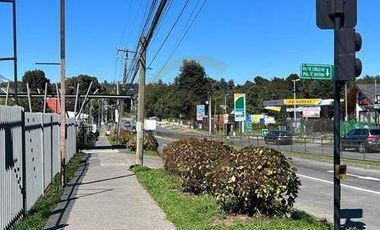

left=336, top=28, right=362, bottom=81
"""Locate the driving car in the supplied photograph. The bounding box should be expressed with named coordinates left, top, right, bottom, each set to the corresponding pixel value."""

left=341, top=128, right=380, bottom=153
left=264, top=130, right=293, bottom=145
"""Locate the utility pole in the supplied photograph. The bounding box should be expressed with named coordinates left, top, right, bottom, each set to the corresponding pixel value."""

left=224, top=94, right=227, bottom=135
left=345, top=84, right=348, bottom=121
left=292, top=78, right=300, bottom=132
left=59, top=0, right=66, bottom=187
left=375, top=79, right=377, bottom=125
left=208, top=95, right=212, bottom=136
left=101, top=99, right=103, bottom=125
left=117, top=48, right=136, bottom=130
left=116, top=82, right=122, bottom=141
left=136, top=36, right=146, bottom=166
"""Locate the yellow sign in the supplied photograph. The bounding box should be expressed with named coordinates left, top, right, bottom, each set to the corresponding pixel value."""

left=264, top=106, right=282, bottom=112
left=284, top=98, right=321, bottom=106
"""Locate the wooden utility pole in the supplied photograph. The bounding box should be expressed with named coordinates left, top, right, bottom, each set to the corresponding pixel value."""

left=60, top=0, right=66, bottom=186
left=117, top=81, right=122, bottom=141
left=208, top=95, right=212, bottom=136
left=136, top=36, right=146, bottom=166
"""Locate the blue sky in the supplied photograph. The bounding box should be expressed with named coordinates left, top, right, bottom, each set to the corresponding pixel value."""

left=0, top=0, right=379, bottom=85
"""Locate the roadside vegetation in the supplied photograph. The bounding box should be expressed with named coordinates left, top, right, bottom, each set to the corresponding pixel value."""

left=131, top=166, right=331, bottom=230
left=131, top=138, right=331, bottom=229
left=108, top=129, right=159, bottom=151
left=13, top=152, right=85, bottom=230
left=76, top=128, right=97, bottom=150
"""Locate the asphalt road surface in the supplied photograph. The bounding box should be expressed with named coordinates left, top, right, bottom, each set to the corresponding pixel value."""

left=155, top=127, right=380, bottom=230
left=156, top=127, right=380, bottom=162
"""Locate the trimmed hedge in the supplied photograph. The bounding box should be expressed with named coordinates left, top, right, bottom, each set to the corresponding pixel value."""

left=109, top=129, right=159, bottom=151
left=162, top=138, right=232, bottom=194
left=162, top=139, right=300, bottom=217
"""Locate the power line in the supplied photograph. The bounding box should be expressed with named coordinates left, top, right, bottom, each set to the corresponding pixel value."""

left=117, top=0, right=134, bottom=48
left=124, top=0, right=158, bottom=86
left=147, top=0, right=190, bottom=69
left=148, top=0, right=173, bottom=47
left=124, top=0, right=169, bottom=92
left=152, top=0, right=207, bottom=82
left=127, top=0, right=167, bottom=81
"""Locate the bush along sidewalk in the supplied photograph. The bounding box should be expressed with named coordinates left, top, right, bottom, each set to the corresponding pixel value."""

left=12, top=152, right=85, bottom=230
left=130, top=138, right=331, bottom=229
left=108, top=129, right=159, bottom=151
left=162, top=138, right=300, bottom=216
left=131, top=166, right=331, bottom=230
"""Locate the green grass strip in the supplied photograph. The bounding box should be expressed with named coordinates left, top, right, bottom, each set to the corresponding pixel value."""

left=13, top=152, right=85, bottom=230
left=131, top=166, right=332, bottom=230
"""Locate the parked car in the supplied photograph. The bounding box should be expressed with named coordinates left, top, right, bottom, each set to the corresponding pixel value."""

left=264, top=131, right=293, bottom=145
left=341, top=128, right=380, bottom=153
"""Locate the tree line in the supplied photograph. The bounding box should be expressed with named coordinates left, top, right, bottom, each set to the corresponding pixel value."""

left=145, top=59, right=379, bottom=121
left=1, top=59, right=379, bottom=122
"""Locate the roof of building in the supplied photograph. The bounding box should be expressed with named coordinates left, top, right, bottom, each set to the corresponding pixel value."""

left=356, top=84, right=379, bottom=105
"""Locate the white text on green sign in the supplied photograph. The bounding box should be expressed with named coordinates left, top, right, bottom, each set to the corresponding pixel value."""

left=300, top=64, right=334, bottom=80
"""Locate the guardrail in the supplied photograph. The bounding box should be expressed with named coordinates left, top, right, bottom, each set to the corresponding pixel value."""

left=0, top=106, right=76, bottom=230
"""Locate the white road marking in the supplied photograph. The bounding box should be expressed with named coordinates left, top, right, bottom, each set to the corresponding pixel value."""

left=298, top=174, right=380, bottom=196
left=326, top=170, right=380, bottom=182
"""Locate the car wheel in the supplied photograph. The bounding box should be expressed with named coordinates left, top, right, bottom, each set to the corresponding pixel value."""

left=358, top=143, right=366, bottom=153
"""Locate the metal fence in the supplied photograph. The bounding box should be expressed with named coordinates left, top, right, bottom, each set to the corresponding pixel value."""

left=212, top=135, right=380, bottom=162
left=156, top=128, right=380, bottom=162
left=0, top=106, right=76, bottom=230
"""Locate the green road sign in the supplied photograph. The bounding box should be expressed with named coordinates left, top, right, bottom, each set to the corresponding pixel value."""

left=300, top=64, right=334, bottom=80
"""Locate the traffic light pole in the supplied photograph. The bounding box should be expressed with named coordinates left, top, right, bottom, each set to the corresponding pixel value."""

left=333, top=15, right=342, bottom=230
left=316, top=1, right=361, bottom=229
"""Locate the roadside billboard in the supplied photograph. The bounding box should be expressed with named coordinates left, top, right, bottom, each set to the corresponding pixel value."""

left=302, top=107, right=321, bottom=118
left=234, top=93, right=246, bottom=122
left=196, top=105, right=205, bottom=121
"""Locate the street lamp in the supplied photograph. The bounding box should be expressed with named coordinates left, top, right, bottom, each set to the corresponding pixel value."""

left=292, top=78, right=300, bottom=131
left=224, top=93, right=229, bottom=135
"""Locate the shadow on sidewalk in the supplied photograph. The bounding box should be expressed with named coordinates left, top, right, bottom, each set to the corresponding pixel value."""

left=90, top=145, right=126, bottom=150
left=44, top=155, right=91, bottom=230
left=67, top=174, right=134, bottom=187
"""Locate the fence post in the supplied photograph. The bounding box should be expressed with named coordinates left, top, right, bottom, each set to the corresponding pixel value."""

left=304, top=137, right=307, bottom=154
left=321, top=137, right=324, bottom=156
left=363, top=150, right=366, bottom=161
left=21, top=110, right=27, bottom=215
left=257, top=135, right=259, bottom=146
left=291, top=139, right=293, bottom=152
left=40, top=114, right=45, bottom=193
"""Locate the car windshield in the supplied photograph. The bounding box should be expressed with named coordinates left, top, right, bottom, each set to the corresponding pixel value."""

left=370, top=129, right=380, bottom=135
left=271, top=131, right=289, bottom=136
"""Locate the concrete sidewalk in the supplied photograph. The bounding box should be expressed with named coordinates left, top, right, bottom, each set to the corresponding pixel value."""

left=45, top=137, right=175, bottom=230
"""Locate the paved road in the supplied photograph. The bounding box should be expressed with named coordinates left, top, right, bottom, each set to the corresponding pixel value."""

left=156, top=127, right=380, bottom=230
left=156, top=126, right=380, bottom=162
